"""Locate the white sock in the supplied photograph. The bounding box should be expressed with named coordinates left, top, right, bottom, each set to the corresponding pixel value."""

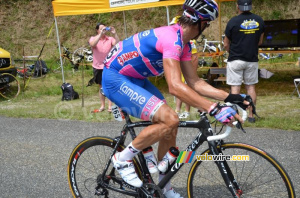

left=159, top=173, right=172, bottom=192
left=119, top=142, right=141, bottom=161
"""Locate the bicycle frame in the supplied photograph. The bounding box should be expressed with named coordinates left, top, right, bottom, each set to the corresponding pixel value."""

left=99, top=111, right=241, bottom=197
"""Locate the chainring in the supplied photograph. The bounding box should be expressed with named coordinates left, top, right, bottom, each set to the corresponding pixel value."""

left=143, top=183, right=164, bottom=198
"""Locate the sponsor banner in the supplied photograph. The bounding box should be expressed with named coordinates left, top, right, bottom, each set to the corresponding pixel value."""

left=110, top=0, right=159, bottom=8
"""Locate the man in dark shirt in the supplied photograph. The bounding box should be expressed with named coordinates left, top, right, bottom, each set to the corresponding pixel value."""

left=224, top=0, right=264, bottom=123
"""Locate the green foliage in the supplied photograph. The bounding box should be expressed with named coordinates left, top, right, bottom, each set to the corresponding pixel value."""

left=1, top=58, right=300, bottom=131
left=270, top=10, right=282, bottom=20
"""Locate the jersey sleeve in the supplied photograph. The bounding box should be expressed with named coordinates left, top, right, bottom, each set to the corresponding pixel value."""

left=157, top=28, right=191, bottom=61
left=180, top=44, right=192, bottom=61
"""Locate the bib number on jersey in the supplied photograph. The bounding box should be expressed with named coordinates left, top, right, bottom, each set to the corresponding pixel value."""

left=112, top=105, right=125, bottom=121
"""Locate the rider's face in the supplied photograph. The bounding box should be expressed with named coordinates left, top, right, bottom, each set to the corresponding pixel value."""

left=194, top=21, right=210, bottom=40
left=201, top=21, right=210, bottom=32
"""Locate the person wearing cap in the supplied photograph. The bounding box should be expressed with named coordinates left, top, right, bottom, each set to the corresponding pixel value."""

left=89, top=23, right=119, bottom=113
left=102, top=0, right=250, bottom=196
left=224, top=0, right=265, bottom=123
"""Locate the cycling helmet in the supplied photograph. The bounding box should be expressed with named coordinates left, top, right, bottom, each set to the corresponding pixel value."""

left=183, top=0, right=219, bottom=22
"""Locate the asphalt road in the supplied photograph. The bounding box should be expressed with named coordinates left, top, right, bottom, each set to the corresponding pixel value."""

left=0, top=116, right=299, bottom=198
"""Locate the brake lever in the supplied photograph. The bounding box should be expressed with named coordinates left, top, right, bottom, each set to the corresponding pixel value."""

left=235, top=121, right=246, bottom=133
left=244, top=95, right=260, bottom=118
left=230, top=103, right=247, bottom=133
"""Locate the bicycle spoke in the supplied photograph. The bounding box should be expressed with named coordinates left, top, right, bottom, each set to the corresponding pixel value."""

left=68, top=137, right=138, bottom=198
left=188, top=144, right=293, bottom=198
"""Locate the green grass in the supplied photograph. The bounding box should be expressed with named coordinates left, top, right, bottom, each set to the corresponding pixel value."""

left=1, top=57, right=300, bottom=131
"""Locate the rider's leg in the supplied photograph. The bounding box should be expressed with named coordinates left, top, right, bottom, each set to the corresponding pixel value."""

left=132, top=104, right=179, bottom=154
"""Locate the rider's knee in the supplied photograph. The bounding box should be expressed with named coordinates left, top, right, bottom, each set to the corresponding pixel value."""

left=162, top=111, right=179, bottom=131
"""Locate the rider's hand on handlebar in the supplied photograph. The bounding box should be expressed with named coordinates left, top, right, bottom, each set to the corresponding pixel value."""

left=224, top=93, right=251, bottom=110
left=209, top=103, right=244, bottom=126
left=225, top=94, right=260, bottom=118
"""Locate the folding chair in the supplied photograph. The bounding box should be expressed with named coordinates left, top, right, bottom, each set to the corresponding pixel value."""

left=291, top=78, right=300, bottom=98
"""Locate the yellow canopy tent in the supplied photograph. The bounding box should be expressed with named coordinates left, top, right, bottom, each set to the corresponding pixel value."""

left=52, top=0, right=185, bottom=17
left=51, top=0, right=185, bottom=82
left=51, top=0, right=235, bottom=82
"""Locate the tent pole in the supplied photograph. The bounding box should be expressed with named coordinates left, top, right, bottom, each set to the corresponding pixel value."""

left=54, top=16, right=65, bottom=83
left=166, top=6, right=170, bottom=25
left=123, top=11, right=127, bottom=38
left=218, top=2, right=222, bottom=46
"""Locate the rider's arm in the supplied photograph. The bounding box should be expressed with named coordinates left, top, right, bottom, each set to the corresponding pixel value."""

left=164, top=58, right=244, bottom=123
left=163, top=58, right=215, bottom=112
left=180, top=60, right=229, bottom=101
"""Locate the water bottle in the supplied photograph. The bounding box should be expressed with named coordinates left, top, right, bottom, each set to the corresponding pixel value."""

left=157, top=147, right=179, bottom=173
left=142, top=146, right=158, bottom=174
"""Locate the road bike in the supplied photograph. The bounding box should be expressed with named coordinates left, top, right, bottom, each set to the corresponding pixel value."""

left=73, top=46, right=93, bottom=63
left=67, top=104, right=295, bottom=198
left=259, top=52, right=283, bottom=60
left=0, top=72, right=20, bottom=100
left=53, top=46, right=90, bottom=73
left=197, top=35, right=227, bottom=67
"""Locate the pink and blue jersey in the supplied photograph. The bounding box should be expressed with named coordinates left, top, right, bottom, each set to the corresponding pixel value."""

left=102, top=24, right=192, bottom=120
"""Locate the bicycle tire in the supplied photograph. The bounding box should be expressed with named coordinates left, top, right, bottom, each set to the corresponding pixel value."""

left=0, top=73, right=20, bottom=100
left=187, top=142, right=295, bottom=198
left=68, top=136, right=143, bottom=198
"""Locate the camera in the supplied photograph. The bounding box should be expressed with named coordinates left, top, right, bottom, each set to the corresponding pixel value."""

left=105, top=27, right=111, bottom=31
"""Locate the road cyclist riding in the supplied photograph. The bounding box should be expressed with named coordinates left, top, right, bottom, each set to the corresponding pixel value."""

left=67, top=0, right=295, bottom=197
left=68, top=101, right=295, bottom=197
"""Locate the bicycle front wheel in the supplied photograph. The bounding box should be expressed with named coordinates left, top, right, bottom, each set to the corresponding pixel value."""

left=68, top=136, right=142, bottom=198
left=187, top=142, right=295, bottom=198
left=0, top=73, right=20, bottom=100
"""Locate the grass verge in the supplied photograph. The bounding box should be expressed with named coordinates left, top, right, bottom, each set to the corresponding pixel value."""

left=1, top=59, right=300, bottom=131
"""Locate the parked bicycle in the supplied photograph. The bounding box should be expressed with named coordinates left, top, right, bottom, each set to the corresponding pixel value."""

left=67, top=103, right=295, bottom=198
left=73, top=46, right=93, bottom=63
left=54, top=46, right=91, bottom=72
left=197, top=35, right=227, bottom=67
left=0, top=72, right=20, bottom=100
left=259, top=52, right=283, bottom=60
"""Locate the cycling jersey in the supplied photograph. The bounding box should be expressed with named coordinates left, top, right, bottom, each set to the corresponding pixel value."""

left=102, top=24, right=191, bottom=120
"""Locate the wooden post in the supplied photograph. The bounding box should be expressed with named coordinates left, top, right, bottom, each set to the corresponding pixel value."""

left=81, top=59, right=84, bottom=107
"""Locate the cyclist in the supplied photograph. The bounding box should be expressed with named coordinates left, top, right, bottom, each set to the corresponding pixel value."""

left=103, top=0, right=248, bottom=197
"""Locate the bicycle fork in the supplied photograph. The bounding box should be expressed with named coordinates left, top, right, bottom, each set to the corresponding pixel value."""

left=208, top=141, right=243, bottom=198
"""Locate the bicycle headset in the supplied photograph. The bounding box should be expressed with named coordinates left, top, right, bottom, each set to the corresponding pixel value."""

left=183, top=0, right=219, bottom=37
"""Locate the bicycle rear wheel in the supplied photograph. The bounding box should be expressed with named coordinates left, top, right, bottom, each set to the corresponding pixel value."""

left=68, top=136, right=142, bottom=198
left=187, top=142, right=295, bottom=198
left=0, top=73, right=20, bottom=100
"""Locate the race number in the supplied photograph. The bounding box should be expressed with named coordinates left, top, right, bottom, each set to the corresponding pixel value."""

left=112, top=105, right=124, bottom=121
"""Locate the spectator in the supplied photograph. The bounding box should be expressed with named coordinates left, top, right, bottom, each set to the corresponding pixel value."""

left=89, top=22, right=119, bottom=113
left=224, top=0, right=264, bottom=123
